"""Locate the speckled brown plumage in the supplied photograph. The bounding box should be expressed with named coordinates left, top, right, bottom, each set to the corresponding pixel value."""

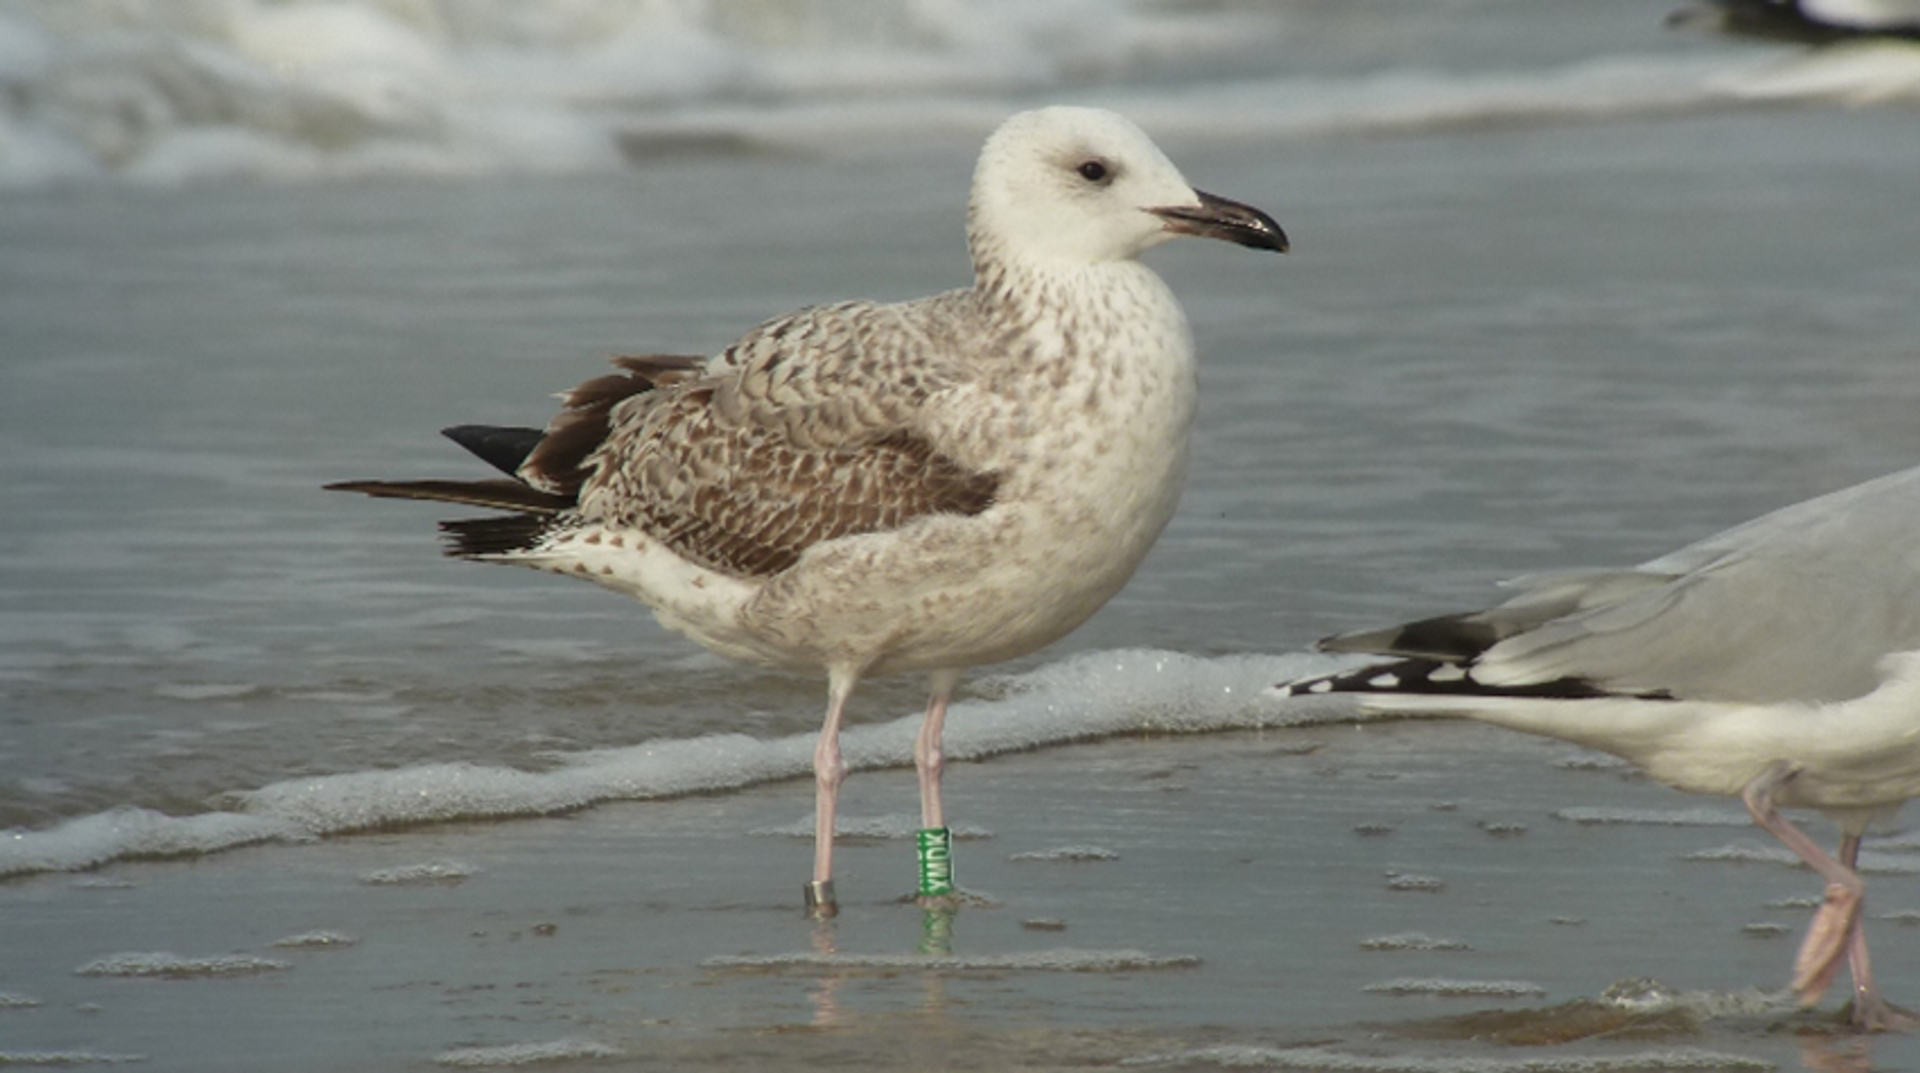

left=335, top=317, right=1001, bottom=581
left=564, top=303, right=999, bottom=578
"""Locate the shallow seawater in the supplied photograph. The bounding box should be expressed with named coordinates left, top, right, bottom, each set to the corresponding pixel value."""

left=8, top=724, right=1920, bottom=1070
left=6, top=103, right=1919, bottom=835
left=5, top=2, right=1920, bottom=1069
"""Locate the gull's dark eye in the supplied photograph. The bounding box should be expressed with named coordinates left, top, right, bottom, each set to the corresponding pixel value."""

left=1076, top=159, right=1110, bottom=184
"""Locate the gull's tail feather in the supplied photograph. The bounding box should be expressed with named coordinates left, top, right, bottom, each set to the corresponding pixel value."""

left=439, top=514, right=553, bottom=558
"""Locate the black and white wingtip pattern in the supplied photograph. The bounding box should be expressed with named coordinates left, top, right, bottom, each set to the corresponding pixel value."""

left=1276, top=658, right=1667, bottom=702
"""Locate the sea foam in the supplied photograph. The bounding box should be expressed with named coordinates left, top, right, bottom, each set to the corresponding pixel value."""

left=0, top=648, right=1347, bottom=879
left=1, top=1, right=1901, bottom=189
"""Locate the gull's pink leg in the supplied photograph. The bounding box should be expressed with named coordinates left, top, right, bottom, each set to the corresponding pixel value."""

left=806, top=666, right=859, bottom=917
left=1797, top=887, right=1864, bottom=1006
left=1740, top=763, right=1863, bottom=1007
left=914, top=669, right=960, bottom=830
left=1835, top=834, right=1919, bottom=1031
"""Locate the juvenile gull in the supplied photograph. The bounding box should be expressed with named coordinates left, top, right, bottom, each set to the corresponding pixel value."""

left=330, top=107, right=1286, bottom=915
left=1276, top=464, right=1920, bottom=1029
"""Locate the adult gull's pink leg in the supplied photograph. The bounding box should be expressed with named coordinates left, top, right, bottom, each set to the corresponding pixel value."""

left=1834, top=833, right=1919, bottom=1031
left=1740, top=762, right=1920, bottom=1028
left=1741, top=762, right=1864, bottom=1007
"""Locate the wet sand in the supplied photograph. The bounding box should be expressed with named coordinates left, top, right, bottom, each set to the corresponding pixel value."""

left=6, top=719, right=1917, bottom=1071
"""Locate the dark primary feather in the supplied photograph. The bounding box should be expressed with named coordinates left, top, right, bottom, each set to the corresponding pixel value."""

left=321, top=477, right=570, bottom=514
left=1292, top=599, right=1673, bottom=702
left=442, top=425, right=543, bottom=478
left=1319, top=613, right=1504, bottom=663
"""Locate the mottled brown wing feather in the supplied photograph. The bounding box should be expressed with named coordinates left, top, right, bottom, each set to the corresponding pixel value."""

left=582, top=383, right=998, bottom=579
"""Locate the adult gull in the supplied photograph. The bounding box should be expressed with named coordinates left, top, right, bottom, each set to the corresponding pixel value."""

left=1669, top=0, right=1920, bottom=42
left=1276, top=464, right=1920, bottom=1030
left=331, top=106, right=1287, bottom=916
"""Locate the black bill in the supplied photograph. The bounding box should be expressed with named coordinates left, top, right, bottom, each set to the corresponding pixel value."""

left=1151, top=189, right=1289, bottom=253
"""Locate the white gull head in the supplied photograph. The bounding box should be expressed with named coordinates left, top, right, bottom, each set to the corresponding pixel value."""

left=967, top=106, right=1287, bottom=273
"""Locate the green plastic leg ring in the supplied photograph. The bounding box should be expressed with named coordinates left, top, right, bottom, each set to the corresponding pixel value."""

left=916, top=826, right=954, bottom=898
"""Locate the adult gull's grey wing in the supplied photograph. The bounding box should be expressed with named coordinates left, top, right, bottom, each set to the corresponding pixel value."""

left=1323, top=464, right=1920, bottom=705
